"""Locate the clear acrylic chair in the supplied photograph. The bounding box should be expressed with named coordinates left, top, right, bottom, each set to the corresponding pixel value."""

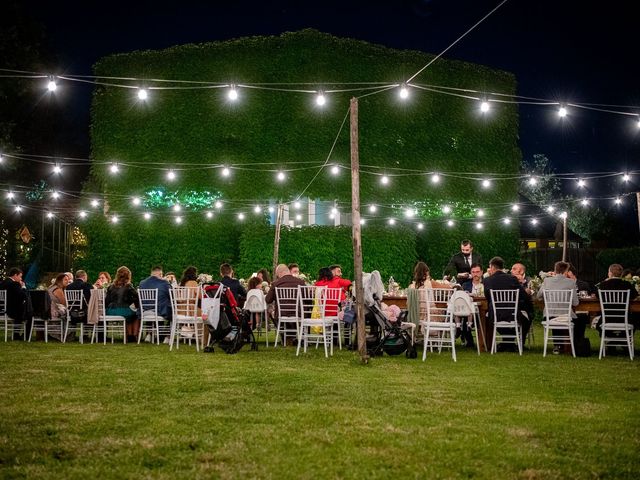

left=541, top=289, right=576, bottom=357
left=598, top=289, right=633, bottom=360
left=273, top=287, right=300, bottom=347
left=490, top=289, right=522, bottom=355
left=420, top=288, right=456, bottom=361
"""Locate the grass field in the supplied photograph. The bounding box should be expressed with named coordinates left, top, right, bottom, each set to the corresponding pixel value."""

left=1, top=326, right=639, bottom=479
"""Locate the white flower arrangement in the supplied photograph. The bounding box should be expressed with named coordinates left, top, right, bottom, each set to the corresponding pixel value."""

left=196, top=273, right=212, bottom=284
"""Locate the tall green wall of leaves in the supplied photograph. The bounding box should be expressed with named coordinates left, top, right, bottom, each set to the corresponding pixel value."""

left=82, top=29, right=522, bottom=282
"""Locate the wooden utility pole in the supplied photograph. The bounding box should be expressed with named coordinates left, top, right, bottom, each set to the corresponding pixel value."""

left=272, top=203, right=284, bottom=273
left=350, top=97, right=368, bottom=364
left=562, top=214, right=568, bottom=262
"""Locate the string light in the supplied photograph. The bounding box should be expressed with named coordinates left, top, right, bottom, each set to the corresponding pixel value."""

left=481, top=179, right=491, bottom=189
left=369, top=205, right=377, bottom=213
left=614, top=197, right=622, bottom=205
left=558, top=105, right=568, bottom=117
left=215, top=200, right=223, bottom=209
left=622, top=173, right=630, bottom=182
left=172, top=204, right=181, bottom=212
left=144, top=212, right=151, bottom=220
left=380, top=175, right=389, bottom=185
left=51, top=191, right=60, bottom=199
left=531, top=218, right=538, bottom=225
left=295, top=214, right=302, bottom=221
left=111, top=215, right=119, bottom=223
left=388, top=218, right=396, bottom=225
left=329, top=213, right=335, bottom=220
left=90, top=199, right=99, bottom=208
left=110, top=163, right=120, bottom=174
left=47, top=79, right=57, bottom=92
left=399, top=84, right=409, bottom=100
left=137, top=88, right=148, bottom=101
left=447, top=220, right=454, bottom=227
left=315, top=92, right=326, bottom=106
left=559, top=211, right=568, bottom=219
left=480, top=100, right=490, bottom=113
left=442, top=205, right=452, bottom=214
left=547, top=205, right=555, bottom=213
left=206, top=211, right=213, bottom=219
left=78, top=210, right=87, bottom=218
left=577, top=179, right=586, bottom=188
left=276, top=171, right=286, bottom=182
left=431, top=173, right=441, bottom=184
left=581, top=199, right=589, bottom=206
left=221, top=167, right=231, bottom=177
left=46, top=212, right=54, bottom=219
left=503, top=217, right=511, bottom=225
left=6, top=192, right=15, bottom=199
left=417, top=222, right=424, bottom=230
left=476, top=222, right=483, bottom=230
left=330, top=165, right=340, bottom=175
left=175, top=216, right=183, bottom=224
left=528, top=176, right=538, bottom=186
left=53, top=164, right=62, bottom=174
left=238, top=212, right=245, bottom=220
left=132, top=197, right=141, bottom=206
left=268, top=206, right=274, bottom=213
left=254, top=205, right=262, bottom=214
left=228, top=86, right=238, bottom=101
left=331, top=207, right=338, bottom=215
left=14, top=205, right=22, bottom=213
left=511, top=204, right=520, bottom=212
left=477, top=209, right=485, bottom=217
left=405, top=208, right=415, bottom=218
left=360, top=218, right=366, bottom=225
left=166, top=170, right=176, bottom=181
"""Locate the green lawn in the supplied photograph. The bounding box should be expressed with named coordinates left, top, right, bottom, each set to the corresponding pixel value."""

left=1, top=326, right=639, bottom=479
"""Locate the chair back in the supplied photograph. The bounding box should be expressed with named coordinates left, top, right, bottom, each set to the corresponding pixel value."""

left=543, top=289, right=574, bottom=321
left=298, top=285, right=327, bottom=320
left=490, top=289, right=519, bottom=323
left=448, top=290, right=475, bottom=318
left=275, top=287, right=300, bottom=319
left=64, top=289, right=85, bottom=317
left=423, top=288, right=454, bottom=323
left=324, top=287, right=342, bottom=318
left=245, top=289, right=267, bottom=312
left=138, top=288, right=159, bottom=318
left=94, top=288, right=107, bottom=317
left=169, top=287, right=199, bottom=319
left=0, top=290, right=7, bottom=317
left=598, top=289, right=630, bottom=325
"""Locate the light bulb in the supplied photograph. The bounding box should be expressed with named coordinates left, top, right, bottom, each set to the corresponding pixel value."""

left=295, top=214, right=302, bottom=221
left=228, top=86, right=238, bottom=101
left=559, top=211, right=567, bottom=219
left=558, top=106, right=567, bottom=117
left=388, top=218, right=396, bottom=225
left=15, top=205, right=22, bottom=213
left=221, top=167, right=230, bottom=177
left=447, top=220, right=454, bottom=227
left=51, top=191, right=60, bottom=199
left=276, top=171, right=286, bottom=182
left=91, top=199, right=99, bottom=208
left=293, top=201, right=301, bottom=210
left=528, top=177, right=537, bottom=186
left=6, top=191, right=14, bottom=199
left=53, top=164, right=62, bottom=174
left=254, top=205, right=262, bottom=214
left=480, top=101, right=490, bottom=113
left=476, top=222, right=483, bottom=230
left=547, top=206, right=555, bottom=213
left=268, top=206, right=274, bottom=213
left=481, top=179, right=491, bottom=189
left=511, top=204, right=520, bottom=211
left=238, top=213, right=245, bottom=220
left=614, top=197, right=622, bottom=205
left=46, top=212, right=54, bottom=219
left=417, top=223, right=424, bottom=230
left=110, top=163, right=119, bottom=174
left=137, top=89, right=148, bottom=100
left=622, top=173, right=630, bottom=182
left=331, top=165, right=340, bottom=175
left=206, top=211, right=213, bottom=219
left=431, top=173, right=440, bottom=184
left=166, top=170, right=176, bottom=181
left=577, top=179, right=586, bottom=188
left=405, top=208, right=415, bottom=218
left=581, top=199, right=589, bottom=206
left=399, top=85, right=409, bottom=99
left=442, top=205, right=452, bottom=214
left=503, top=217, right=511, bottom=225
left=315, top=92, right=326, bottom=106
left=144, top=212, right=151, bottom=220
left=78, top=211, right=87, bottom=218
left=380, top=175, right=389, bottom=185
left=173, top=204, right=181, bottom=212
left=132, top=197, right=141, bottom=206
left=531, top=218, right=538, bottom=225
left=47, top=80, right=57, bottom=92
left=369, top=205, right=377, bottom=213
left=215, top=201, right=223, bottom=209
left=175, top=216, right=183, bottom=224
left=477, top=209, right=485, bottom=217
left=111, top=215, right=119, bottom=223
left=360, top=218, right=366, bottom=225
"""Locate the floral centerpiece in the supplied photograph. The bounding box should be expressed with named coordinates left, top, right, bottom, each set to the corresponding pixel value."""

left=624, top=275, right=640, bottom=295
left=294, top=272, right=311, bottom=285
left=528, top=270, right=553, bottom=295
left=261, top=281, right=270, bottom=294
left=239, top=278, right=248, bottom=289
left=197, top=273, right=212, bottom=284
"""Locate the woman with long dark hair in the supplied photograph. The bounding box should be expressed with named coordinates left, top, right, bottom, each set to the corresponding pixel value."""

left=105, top=266, right=140, bottom=342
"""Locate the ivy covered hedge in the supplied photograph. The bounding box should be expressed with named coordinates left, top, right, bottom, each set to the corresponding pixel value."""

left=82, top=29, right=522, bottom=281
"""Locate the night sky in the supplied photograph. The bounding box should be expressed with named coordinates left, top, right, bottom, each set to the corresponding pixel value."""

left=12, top=0, right=640, bottom=187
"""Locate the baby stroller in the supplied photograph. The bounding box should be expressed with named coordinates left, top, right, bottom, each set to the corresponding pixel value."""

left=359, top=271, right=416, bottom=358
left=202, top=282, right=257, bottom=354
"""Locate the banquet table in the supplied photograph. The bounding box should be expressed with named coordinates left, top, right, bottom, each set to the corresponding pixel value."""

left=382, top=294, right=640, bottom=353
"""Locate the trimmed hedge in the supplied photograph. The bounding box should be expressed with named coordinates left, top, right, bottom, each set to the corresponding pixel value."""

left=596, top=248, right=640, bottom=271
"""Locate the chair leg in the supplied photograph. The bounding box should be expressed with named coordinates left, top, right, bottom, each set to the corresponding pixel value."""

left=543, top=325, right=548, bottom=357
left=491, top=323, right=497, bottom=354
left=422, top=326, right=430, bottom=361
left=451, top=326, right=457, bottom=362
left=599, top=330, right=605, bottom=359
left=28, top=320, right=34, bottom=342
left=569, top=325, right=576, bottom=358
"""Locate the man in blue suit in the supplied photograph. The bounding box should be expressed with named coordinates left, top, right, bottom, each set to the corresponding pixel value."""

left=139, top=266, right=173, bottom=324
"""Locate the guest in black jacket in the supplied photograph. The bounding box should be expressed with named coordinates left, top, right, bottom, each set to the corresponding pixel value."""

left=597, top=263, right=639, bottom=331
left=219, top=263, right=247, bottom=307
left=483, top=256, right=531, bottom=351
left=445, top=240, right=483, bottom=284
left=66, top=270, right=93, bottom=304
left=0, top=267, right=29, bottom=330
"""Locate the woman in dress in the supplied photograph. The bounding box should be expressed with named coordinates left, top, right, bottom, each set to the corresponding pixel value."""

left=48, top=272, right=70, bottom=341
left=93, top=271, right=111, bottom=289
left=409, top=261, right=452, bottom=324
left=105, top=266, right=139, bottom=342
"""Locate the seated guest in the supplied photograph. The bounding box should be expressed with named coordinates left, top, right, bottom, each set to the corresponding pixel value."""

left=483, top=256, right=531, bottom=351
left=0, top=267, right=30, bottom=336
left=567, top=265, right=593, bottom=295
left=265, top=264, right=306, bottom=343
left=537, top=261, right=579, bottom=354
left=256, top=268, right=271, bottom=285
left=164, top=272, right=178, bottom=288
left=48, top=273, right=70, bottom=341
left=329, top=264, right=352, bottom=297
left=93, top=271, right=111, bottom=289
left=597, top=264, right=639, bottom=334
left=314, top=267, right=348, bottom=317
left=408, top=261, right=454, bottom=340
left=105, top=266, right=140, bottom=343
left=462, top=263, right=484, bottom=297
left=245, top=276, right=265, bottom=329
left=288, top=263, right=300, bottom=277
left=179, top=266, right=199, bottom=289
left=511, top=262, right=534, bottom=324
left=621, top=269, right=634, bottom=282
left=219, top=263, right=246, bottom=306
left=139, top=265, right=173, bottom=322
